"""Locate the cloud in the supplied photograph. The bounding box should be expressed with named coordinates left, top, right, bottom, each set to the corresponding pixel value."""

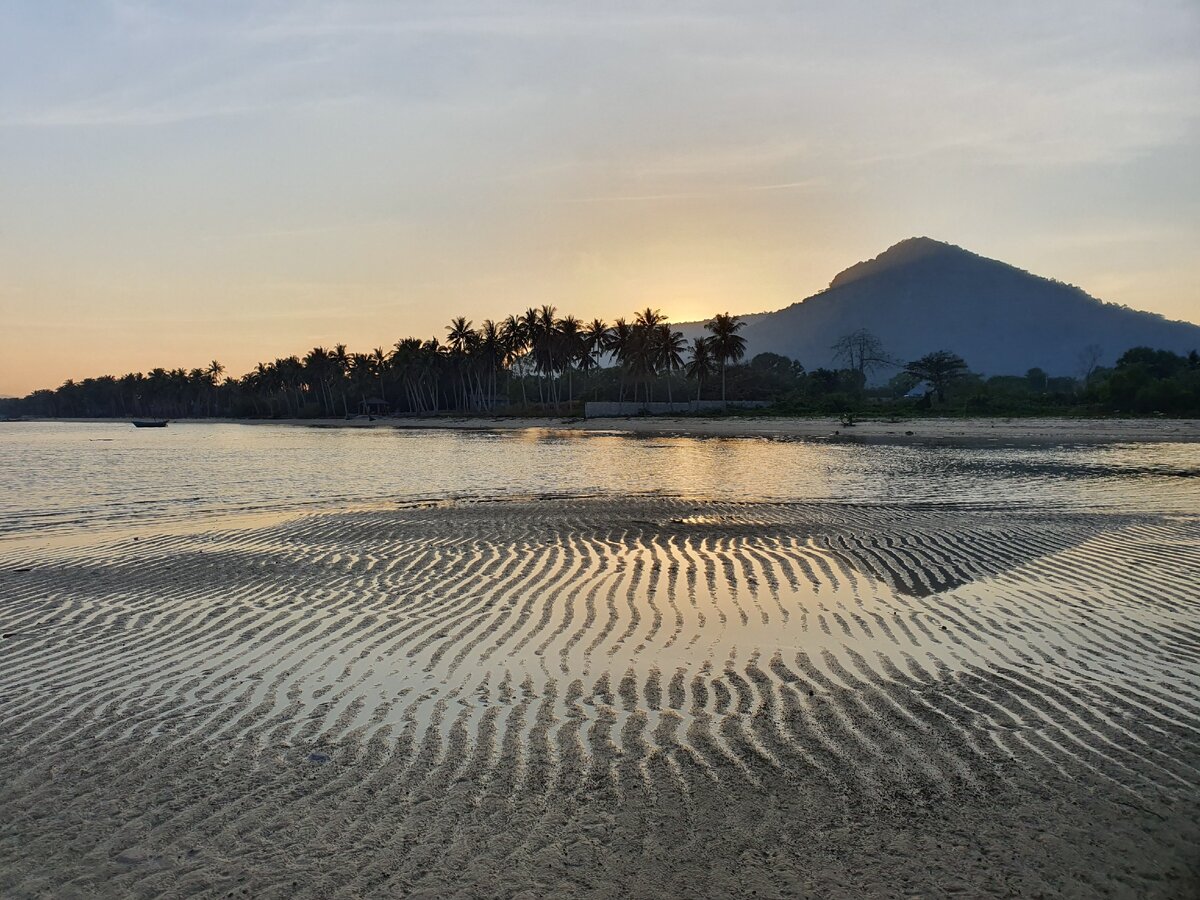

left=558, top=179, right=825, bottom=203
left=1, top=0, right=1198, bottom=396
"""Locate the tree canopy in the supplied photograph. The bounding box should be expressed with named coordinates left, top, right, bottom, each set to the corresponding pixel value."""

left=4, top=321, right=1196, bottom=420
left=904, top=351, right=970, bottom=402
left=831, top=329, right=894, bottom=377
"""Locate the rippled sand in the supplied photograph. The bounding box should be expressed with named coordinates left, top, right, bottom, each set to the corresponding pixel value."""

left=1, top=498, right=1198, bottom=897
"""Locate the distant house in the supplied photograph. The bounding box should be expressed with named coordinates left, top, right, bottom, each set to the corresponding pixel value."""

left=903, top=383, right=931, bottom=399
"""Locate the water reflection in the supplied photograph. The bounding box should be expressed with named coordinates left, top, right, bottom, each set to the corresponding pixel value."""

left=1, top=422, right=1197, bottom=535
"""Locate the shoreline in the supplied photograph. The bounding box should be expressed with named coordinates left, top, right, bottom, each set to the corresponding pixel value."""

left=15, top=414, right=1200, bottom=445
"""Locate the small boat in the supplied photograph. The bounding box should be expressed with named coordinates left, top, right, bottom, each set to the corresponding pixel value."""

left=132, top=419, right=169, bottom=428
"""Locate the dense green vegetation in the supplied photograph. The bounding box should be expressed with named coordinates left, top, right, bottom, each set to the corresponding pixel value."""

left=2, top=313, right=1197, bottom=419
left=762, top=346, right=1200, bottom=418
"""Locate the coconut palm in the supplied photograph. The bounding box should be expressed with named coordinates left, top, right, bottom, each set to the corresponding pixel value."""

left=278, top=356, right=305, bottom=415
left=6, top=302, right=835, bottom=421
left=445, top=317, right=478, bottom=409
left=537, top=305, right=559, bottom=396
left=500, top=315, right=530, bottom=406
left=623, top=309, right=666, bottom=403
left=370, top=347, right=389, bottom=405
left=606, top=318, right=633, bottom=402
left=303, top=347, right=334, bottom=414
left=391, top=338, right=424, bottom=413
left=685, top=337, right=715, bottom=401
left=421, top=337, right=445, bottom=411
left=655, top=324, right=687, bottom=406
left=523, top=306, right=560, bottom=405
left=518, top=307, right=548, bottom=403
left=704, top=312, right=747, bottom=406
left=445, top=317, right=474, bottom=354
left=556, top=315, right=585, bottom=405
left=624, top=324, right=656, bottom=403
left=332, top=344, right=351, bottom=415
left=350, top=353, right=386, bottom=412
left=634, top=307, right=664, bottom=331
left=581, top=319, right=609, bottom=369
left=478, top=319, right=503, bottom=410
left=205, top=360, right=225, bottom=415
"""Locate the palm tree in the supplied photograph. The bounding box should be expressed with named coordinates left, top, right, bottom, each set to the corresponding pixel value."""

left=581, top=319, right=609, bottom=367
left=500, top=315, right=529, bottom=407
left=685, top=337, right=715, bottom=401
left=348, top=353, right=375, bottom=412
left=519, top=307, right=547, bottom=403
left=539, top=306, right=559, bottom=405
left=303, top=347, right=337, bottom=415
left=523, top=306, right=559, bottom=405
left=332, top=343, right=352, bottom=416
left=579, top=318, right=609, bottom=399
left=625, top=309, right=669, bottom=403
left=655, top=324, right=686, bottom=407
left=625, top=326, right=655, bottom=404
left=478, top=319, right=502, bottom=410
left=391, top=338, right=426, bottom=413
left=445, top=317, right=479, bottom=410
left=278, top=356, right=305, bottom=415
left=634, top=307, right=664, bottom=330
left=119, top=372, right=143, bottom=416
left=556, top=315, right=584, bottom=406
left=421, top=337, right=445, bottom=411
left=205, top=360, right=225, bottom=416
left=370, top=347, right=389, bottom=406
left=606, top=318, right=633, bottom=402
left=445, top=316, right=474, bottom=354
left=704, top=312, right=747, bottom=406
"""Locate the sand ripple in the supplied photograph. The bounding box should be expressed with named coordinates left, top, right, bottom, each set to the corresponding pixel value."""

left=1, top=498, right=1198, bottom=897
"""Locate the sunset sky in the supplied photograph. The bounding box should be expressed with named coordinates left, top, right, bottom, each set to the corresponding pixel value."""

left=2, top=1, right=1198, bottom=396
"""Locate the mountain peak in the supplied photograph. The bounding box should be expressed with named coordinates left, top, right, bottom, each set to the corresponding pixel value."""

left=828, top=236, right=964, bottom=289
left=675, top=235, right=1199, bottom=377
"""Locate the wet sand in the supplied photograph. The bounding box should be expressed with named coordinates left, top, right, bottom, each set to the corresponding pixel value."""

left=1, top=497, right=1198, bottom=897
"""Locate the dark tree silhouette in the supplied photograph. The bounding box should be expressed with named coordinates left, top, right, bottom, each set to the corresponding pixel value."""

left=704, top=312, right=747, bottom=406
left=904, top=351, right=969, bottom=402
left=685, top=337, right=715, bottom=401
left=831, top=329, right=893, bottom=378
left=10, top=302, right=1191, bottom=422
left=655, top=323, right=686, bottom=406
left=1076, top=344, right=1104, bottom=386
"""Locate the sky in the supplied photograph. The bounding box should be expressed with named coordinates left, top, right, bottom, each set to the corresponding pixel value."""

left=1, top=0, right=1198, bottom=395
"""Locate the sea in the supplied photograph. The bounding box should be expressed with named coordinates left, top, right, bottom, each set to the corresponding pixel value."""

left=1, top=421, right=1196, bottom=537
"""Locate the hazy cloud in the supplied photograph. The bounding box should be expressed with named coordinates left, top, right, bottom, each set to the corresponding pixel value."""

left=1, top=0, right=1197, bottom=393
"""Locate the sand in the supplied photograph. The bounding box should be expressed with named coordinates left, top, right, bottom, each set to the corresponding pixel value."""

left=1, top=496, right=1198, bottom=897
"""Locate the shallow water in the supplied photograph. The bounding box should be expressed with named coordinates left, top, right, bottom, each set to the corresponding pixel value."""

left=1, top=421, right=1197, bottom=536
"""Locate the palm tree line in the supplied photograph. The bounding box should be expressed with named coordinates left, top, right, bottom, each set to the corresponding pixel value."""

left=16, top=309, right=748, bottom=419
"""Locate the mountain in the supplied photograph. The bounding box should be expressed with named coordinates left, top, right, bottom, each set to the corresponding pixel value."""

left=679, top=237, right=1200, bottom=379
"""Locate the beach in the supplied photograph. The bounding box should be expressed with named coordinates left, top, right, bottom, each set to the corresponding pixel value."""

left=6, top=0, right=1198, bottom=894
left=1, top=425, right=1198, bottom=897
